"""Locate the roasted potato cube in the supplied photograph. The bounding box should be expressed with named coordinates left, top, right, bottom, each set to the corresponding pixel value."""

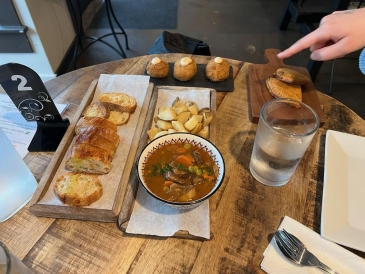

left=191, top=122, right=203, bottom=134
left=158, top=107, right=177, bottom=121
left=158, top=106, right=166, bottom=114
left=198, top=107, right=211, bottom=114
left=177, top=111, right=190, bottom=124
left=174, top=105, right=189, bottom=115
left=156, top=120, right=173, bottom=130
left=197, top=129, right=209, bottom=139
left=202, top=112, right=213, bottom=127
left=184, top=115, right=203, bottom=131
left=185, top=101, right=199, bottom=115
left=147, top=127, right=161, bottom=140
left=154, top=131, right=169, bottom=139
left=172, top=97, right=184, bottom=108
left=172, top=120, right=186, bottom=131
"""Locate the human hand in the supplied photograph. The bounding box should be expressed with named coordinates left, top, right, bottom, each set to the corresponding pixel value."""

left=277, top=8, right=365, bottom=61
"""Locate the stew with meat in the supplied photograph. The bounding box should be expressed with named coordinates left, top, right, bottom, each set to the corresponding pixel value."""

left=143, top=142, right=219, bottom=202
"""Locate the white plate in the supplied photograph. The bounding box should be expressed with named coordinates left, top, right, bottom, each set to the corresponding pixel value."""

left=321, top=130, right=365, bottom=252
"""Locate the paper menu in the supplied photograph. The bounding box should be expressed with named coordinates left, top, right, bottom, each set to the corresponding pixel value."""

left=0, top=93, right=68, bottom=158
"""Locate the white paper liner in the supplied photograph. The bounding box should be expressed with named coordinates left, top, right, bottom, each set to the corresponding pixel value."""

left=126, top=183, right=210, bottom=238
left=37, top=74, right=150, bottom=209
left=126, top=87, right=212, bottom=239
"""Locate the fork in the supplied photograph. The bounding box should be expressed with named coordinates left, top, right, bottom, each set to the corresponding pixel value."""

left=274, top=229, right=340, bottom=274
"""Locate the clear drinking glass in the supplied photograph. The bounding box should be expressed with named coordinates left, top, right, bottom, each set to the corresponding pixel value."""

left=249, top=98, right=320, bottom=187
left=0, top=241, right=33, bottom=273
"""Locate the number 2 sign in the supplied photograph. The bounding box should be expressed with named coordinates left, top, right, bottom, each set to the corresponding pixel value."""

left=0, top=63, right=69, bottom=151
left=11, top=75, right=33, bottom=91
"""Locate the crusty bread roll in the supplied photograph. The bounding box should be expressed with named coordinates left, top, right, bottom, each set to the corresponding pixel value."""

left=75, top=128, right=117, bottom=158
left=173, top=57, right=197, bottom=81
left=54, top=173, right=103, bottom=207
left=76, top=117, right=117, bottom=134
left=146, top=57, right=169, bottom=78
left=98, top=93, right=137, bottom=113
left=66, top=143, right=112, bottom=174
left=82, top=102, right=110, bottom=119
left=205, top=57, right=230, bottom=82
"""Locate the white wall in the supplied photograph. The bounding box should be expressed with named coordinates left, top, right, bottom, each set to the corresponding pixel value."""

left=0, top=0, right=75, bottom=82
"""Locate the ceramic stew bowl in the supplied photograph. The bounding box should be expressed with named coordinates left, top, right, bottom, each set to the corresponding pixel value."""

left=137, top=133, right=225, bottom=209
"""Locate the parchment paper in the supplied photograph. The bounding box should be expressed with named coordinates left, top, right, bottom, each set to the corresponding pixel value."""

left=126, top=87, right=211, bottom=239
left=38, top=74, right=150, bottom=209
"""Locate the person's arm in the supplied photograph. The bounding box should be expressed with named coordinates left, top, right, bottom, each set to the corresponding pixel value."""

left=277, top=8, right=365, bottom=61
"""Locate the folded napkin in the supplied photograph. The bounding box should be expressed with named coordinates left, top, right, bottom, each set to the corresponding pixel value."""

left=261, top=216, right=365, bottom=274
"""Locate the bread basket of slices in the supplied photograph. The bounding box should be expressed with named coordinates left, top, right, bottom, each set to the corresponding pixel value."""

left=29, top=75, right=154, bottom=222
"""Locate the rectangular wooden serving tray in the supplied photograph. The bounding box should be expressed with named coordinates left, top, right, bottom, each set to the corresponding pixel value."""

left=117, top=85, right=216, bottom=240
left=29, top=80, right=155, bottom=222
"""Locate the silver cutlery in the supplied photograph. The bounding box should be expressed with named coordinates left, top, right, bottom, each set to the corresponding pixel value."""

left=274, top=229, right=340, bottom=274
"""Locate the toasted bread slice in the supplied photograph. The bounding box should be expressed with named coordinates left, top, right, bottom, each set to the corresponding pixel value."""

left=82, top=102, right=110, bottom=119
left=75, top=128, right=116, bottom=158
left=107, top=110, right=130, bottom=126
left=76, top=117, right=117, bottom=134
left=54, top=173, right=103, bottom=207
left=66, top=144, right=111, bottom=174
left=274, top=68, right=310, bottom=85
left=98, top=92, right=137, bottom=113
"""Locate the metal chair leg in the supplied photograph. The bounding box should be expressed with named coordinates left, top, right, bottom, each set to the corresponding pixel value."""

left=105, top=0, right=127, bottom=58
left=109, top=0, right=129, bottom=50
left=328, top=60, right=335, bottom=95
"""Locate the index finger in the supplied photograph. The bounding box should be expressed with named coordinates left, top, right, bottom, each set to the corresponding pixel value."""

left=277, top=30, right=330, bottom=59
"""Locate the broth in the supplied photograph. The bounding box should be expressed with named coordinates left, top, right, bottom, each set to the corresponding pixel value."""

left=143, top=142, right=218, bottom=202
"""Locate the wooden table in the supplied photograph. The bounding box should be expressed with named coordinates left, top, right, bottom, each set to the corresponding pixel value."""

left=1, top=53, right=364, bottom=273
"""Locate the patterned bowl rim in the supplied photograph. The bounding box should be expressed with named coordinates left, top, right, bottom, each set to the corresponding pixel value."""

left=136, top=133, right=225, bottom=206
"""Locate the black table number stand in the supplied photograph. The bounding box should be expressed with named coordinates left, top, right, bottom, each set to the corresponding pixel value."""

left=0, top=63, right=70, bottom=151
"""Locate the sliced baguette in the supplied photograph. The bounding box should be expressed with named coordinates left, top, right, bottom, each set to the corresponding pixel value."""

left=54, top=173, right=103, bottom=207
left=75, top=128, right=117, bottom=158
left=82, top=102, right=110, bottom=119
left=76, top=117, right=117, bottom=134
left=98, top=92, right=137, bottom=113
left=76, top=125, right=120, bottom=149
left=66, top=143, right=112, bottom=174
left=107, top=110, right=130, bottom=126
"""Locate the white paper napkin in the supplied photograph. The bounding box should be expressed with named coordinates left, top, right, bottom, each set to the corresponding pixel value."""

left=261, top=216, right=365, bottom=274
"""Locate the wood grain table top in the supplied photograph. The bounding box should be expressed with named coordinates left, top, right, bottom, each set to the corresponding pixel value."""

left=1, top=53, right=364, bottom=273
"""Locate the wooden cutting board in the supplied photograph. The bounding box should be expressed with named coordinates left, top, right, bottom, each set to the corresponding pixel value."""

left=247, top=48, right=325, bottom=126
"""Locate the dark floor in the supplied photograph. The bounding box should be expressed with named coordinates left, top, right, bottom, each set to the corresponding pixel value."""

left=69, top=0, right=365, bottom=119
